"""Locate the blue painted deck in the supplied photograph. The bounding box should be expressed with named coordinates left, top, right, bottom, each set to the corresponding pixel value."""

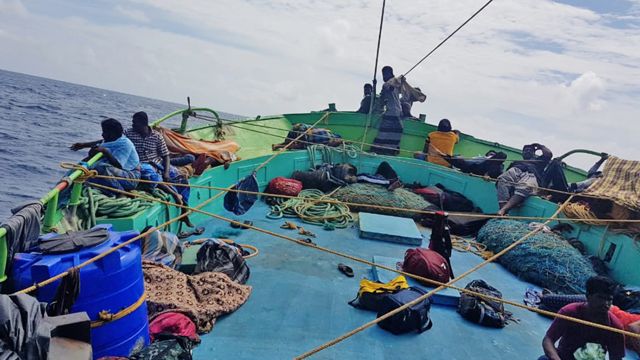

left=187, top=202, right=639, bottom=359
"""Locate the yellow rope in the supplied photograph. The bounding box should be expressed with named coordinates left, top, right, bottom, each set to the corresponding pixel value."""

left=60, top=162, right=97, bottom=182
left=563, top=202, right=609, bottom=226
left=215, top=119, right=619, bottom=202
left=15, top=113, right=328, bottom=296
left=76, top=184, right=640, bottom=347
left=294, top=195, right=575, bottom=359
left=85, top=173, right=640, bottom=224
left=91, top=291, right=147, bottom=328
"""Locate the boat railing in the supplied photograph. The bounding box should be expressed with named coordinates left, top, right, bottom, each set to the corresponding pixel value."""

left=0, top=153, right=104, bottom=283
left=151, top=107, right=222, bottom=134
left=0, top=107, right=225, bottom=285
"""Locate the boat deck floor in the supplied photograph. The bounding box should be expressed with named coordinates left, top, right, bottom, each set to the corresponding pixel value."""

left=184, top=202, right=638, bottom=359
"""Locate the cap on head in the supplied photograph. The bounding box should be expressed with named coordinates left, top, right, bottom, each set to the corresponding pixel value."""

left=132, top=111, right=149, bottom=126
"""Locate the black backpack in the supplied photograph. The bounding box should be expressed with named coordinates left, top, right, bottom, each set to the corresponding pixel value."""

left=376, top=287, right=433, bottom=335
left=457, top=280, right=510, bottom=328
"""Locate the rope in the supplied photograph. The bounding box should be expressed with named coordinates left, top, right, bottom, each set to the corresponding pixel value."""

left=255, top=113, right=330, bottom=173
left=15, top=114, right=325, bottom=296
left=91, top=291, right=147, bottom=328
left=404, top=0, right=496, bottom=76
left=294, top=195, right=575, bottom=359
left=451, top=236, right=492, bottom=259
left=13, top=187, right=227, bottom=296
left=60, top=162, right=97, bottom=182
left=87, top=173, right=640, bottom=224
left=215, top=119, right=623, bottom=204
left=361, top=0, right=387, bottom=151
left=563, top=202, right=609, bottom=226
left=218, top=116, right=544, bottom=163
left=81, top=183, right=640, bottom=348
left=267, top=189, right=355, bottom=228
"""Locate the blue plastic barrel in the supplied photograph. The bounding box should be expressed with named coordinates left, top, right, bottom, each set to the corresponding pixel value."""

left=12, top=224, right=150, bottom=359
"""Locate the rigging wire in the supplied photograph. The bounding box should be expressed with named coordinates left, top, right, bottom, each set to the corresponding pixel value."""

left=362, top=0, right=387, bottom=150
left=404, top=0, right=496, bottom=76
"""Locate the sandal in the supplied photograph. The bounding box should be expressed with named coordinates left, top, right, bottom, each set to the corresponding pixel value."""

left=298, top=237, right=317, bottom=246
left=337, top=263, right=354, bottom=277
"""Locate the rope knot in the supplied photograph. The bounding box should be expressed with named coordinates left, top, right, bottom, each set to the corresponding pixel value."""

left=60, top=162, right=98, bottom=183
left=98, top=309, right=115, bottom=321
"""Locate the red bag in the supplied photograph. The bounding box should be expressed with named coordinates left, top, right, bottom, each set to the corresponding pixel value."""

left=402, top=248, right=451, bottom=284
left=267, top=177, right=303, bottom=196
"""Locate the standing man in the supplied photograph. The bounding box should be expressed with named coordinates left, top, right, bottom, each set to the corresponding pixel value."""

left=540, top=276, right=625, bottom=360
left=496, top=143, right=552, bottom=216
left=371, top=66, right=404, bottom=156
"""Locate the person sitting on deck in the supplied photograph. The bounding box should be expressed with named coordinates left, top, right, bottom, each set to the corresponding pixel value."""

left=496, top=143, right=552, bottom=216
left=425, top=119, right=459, bottom=167
left=540, top=276, right=625, bottom=360
left=125, top=111, right=193, bottom=226
left=413, top=119, right=459, bottom=167
left=70, top=118, right=141, bottom=195
left=356, top=83, right=373, bottom=114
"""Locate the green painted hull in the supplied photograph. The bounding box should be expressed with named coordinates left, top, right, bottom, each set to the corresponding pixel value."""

left=3, top=109, right=635, bottom=288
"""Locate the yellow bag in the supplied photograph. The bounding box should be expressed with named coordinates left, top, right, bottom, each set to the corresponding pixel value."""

left=350, top=276, right=410, bottom=310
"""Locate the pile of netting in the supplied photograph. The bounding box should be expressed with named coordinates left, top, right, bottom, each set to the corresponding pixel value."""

left=333, top=183, right=436, bottom=219
left=477, top=219, right=597, bottom=294
left=267, top=189, right=355, bottom=228
left=73, top=186, right=171, bottom=229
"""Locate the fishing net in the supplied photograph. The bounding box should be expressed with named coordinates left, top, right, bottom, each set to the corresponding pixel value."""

left=477, top=219, right=596, bottom=294
left=333, top=183, right=437, bottom=219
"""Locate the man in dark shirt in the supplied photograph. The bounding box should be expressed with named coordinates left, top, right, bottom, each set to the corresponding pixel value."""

left=356, top=83, right=373, bottom=114
left=125, top=112, right=193, bottom=226
left=540, top=276, right=625, bottom=360
left=496, top=143, right=552, bottom=216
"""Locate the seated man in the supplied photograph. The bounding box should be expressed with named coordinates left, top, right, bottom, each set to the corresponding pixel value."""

left=70, top=118, right=141, bottom=195
left=540, top=276, right=625, bottom=360
left=414, top=119, right=459, bottom=167
left=496, top=143, right=552, bottom=216
left=125, top=111, right=193, bottom=225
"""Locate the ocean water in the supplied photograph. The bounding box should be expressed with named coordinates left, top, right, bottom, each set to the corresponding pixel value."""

left=0, top=69, right=241, bottom=221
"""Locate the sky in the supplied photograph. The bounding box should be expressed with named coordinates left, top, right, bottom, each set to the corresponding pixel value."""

left=0, top=0, right=639, bottom=169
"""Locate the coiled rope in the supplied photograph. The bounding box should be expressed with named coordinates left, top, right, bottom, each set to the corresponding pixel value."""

left=267, top=189, right=355, bottom=229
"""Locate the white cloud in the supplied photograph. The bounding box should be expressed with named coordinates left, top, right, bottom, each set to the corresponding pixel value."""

left=0, top=0, right=26, bottom=15
left=114, top=5, right=150, bottom=23
left=0, top=0, right=639, bottom=169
